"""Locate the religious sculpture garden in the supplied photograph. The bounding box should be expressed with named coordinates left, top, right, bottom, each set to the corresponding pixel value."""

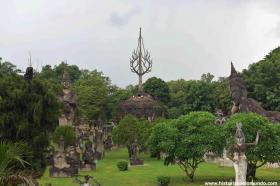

left=1, top=29, right=280, bottom=186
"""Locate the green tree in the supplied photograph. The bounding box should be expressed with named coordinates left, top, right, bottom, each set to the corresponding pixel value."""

left=144, top=77, right=170, bottom=104
left=106, top=85, right=133, bottom=120
left=148, top=112, right=224, bottom=181
left=167, top=78, right=217, bottom=118
left=224, top=113, right=280, bottom=180
left=213, top=77, right=231, bottom=114
left=0, top=61, right=60, bottom=171
left=242, top=47, right=280, bottom=111
left=0, top=141, right=35, bottom=186
left=52, top=126, right=76, bottom=148
left=38, top=62, right=82, bottom=94
left=112, top=115, right=150, bottom=159
left=73, top=70, right=110, bottom=121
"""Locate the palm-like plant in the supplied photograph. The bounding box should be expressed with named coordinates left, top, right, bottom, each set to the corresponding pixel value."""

left=0, top=141, right=36, bottom=186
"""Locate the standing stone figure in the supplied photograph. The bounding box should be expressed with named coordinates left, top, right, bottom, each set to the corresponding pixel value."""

left=59, top=68, right=76, bottom=126
left=227, top=123, right=259, bottom=186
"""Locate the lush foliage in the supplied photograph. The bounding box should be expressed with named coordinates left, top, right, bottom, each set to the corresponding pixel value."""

left=148, top=112, right=225, bottom=181
left=38, top=62, right=81, bottom=94
left=0, top=60, right=60, bottom=171
left=112, top=115, right=151, bottom=157
left=167, top=75, right=231, bottom=118
left=144, top=77, right=170, bottom=104
left=117, top=161, right=128, bottom=171
left=242, top=47, right=280, bottom=111
left=52, top=126, right=76, bottom=148
left=157, top=176, right=170, bottom=186
left=0, top=141, right=35, bottom=186
left=224, top=113, right=280, bottom=180
left=73, top=70, right=110, bottom=121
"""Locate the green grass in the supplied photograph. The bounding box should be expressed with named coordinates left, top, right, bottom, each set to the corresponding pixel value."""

left=39, top=148, right=280, bottom=186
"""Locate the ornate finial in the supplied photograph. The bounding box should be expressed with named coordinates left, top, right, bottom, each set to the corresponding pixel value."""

left=24, top=52, right=34, bottom=81
left=130, top=28, right=152, bottom=94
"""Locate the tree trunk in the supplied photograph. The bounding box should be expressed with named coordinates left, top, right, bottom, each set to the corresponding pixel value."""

left=127, top=145, right=132, bottom=158
left=246, top=163, right=256, bottom=181
left=233, top=154, right=247, bottom=186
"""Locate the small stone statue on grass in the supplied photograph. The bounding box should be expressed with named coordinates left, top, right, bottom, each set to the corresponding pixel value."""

left=130, top=139, right=144, bottom=166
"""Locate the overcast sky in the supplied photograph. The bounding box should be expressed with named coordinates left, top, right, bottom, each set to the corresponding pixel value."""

left=1, top=0, right=280, bottom=87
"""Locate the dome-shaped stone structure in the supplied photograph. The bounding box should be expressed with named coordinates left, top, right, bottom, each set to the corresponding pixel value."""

left=119, top=92, right=165, bottom=122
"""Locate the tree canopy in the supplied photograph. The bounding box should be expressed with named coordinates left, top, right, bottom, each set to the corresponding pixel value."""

left=242, top=47, right=280, bottom=111
left=224, top=113, right=280, bottom=180
left=148, top=111, right=224, bottom=181
left=143, top=77, right=170, bottom=104
left=0, top=60, right=60, bottom=171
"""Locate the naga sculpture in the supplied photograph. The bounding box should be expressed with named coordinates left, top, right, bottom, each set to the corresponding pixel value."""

left=227, top=123, right=259, bottom=185
left=229, top=62, right=280, bottom=122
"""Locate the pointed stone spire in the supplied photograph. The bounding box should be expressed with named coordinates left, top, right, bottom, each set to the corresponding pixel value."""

left=230, top=62, right=239, bottom=78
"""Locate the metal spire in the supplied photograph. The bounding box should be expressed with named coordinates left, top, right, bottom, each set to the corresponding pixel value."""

left=130, top=27, right=152, bottom=94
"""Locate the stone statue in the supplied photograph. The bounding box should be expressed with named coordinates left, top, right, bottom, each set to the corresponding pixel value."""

left=129, top=139, right=143, bottom=166
left=59, top=67, right=76, bottom=126
left=80, top=141, right=96, bottom=171
left=227, top=123, right=259, bottom=186
left=49, top=137, right=78, bottom=177
left=229, top=62, right=280, bottom=122
left=215, top=109, right=226, bottom=125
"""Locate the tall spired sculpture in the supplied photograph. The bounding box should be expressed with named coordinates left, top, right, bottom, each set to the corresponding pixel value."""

left=130, top=28, right=152, bottom=94
left=118, top=28, right=165, bottom=122
left=59, top=67, right=76, bottom=126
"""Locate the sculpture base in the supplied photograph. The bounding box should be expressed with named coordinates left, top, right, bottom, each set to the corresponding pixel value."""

left=79, top=163, right=96, bottom=171
left=49, top=167, right=78, bottom=177
left=130, top=158, right=144, bottom=166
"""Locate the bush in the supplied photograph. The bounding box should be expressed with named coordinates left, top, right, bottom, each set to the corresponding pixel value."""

left=52, top=126, right=76, bottom=148
left=117, top=161, right=128, bottom=171
left=157, top=176, right=170, bottom=186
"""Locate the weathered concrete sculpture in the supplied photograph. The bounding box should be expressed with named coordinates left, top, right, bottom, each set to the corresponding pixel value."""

left=129, top=139, right=144, bottom=166
left=50, top=137, right=78, bottom=177
left=119, top=28, right=165, bottom=122
left=59, top=68, right=76, bottom=126
left=227, top=123, right=259, bottom=186
left=215, top=109, right=226, bottom=125
left=130, top=27, right=152, bottom=94
left=229, top=63, right=280, bottom=122
left=80, top=141, right=96, bottom=171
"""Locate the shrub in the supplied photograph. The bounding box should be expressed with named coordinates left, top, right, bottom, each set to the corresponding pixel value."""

left=52, top=126, right=76, bottom=148
left=117, top=161, right=128, bottom=171
left=157, top=176, right=170, bottom=186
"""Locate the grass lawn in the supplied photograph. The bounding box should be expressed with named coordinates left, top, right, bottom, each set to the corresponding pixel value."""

left=39, top=148, right=280, bottom=186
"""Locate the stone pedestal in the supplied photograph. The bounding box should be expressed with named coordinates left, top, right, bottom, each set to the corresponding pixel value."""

left=49, top=167, right=78, bottom=177
left=130, top=158, right=144, bottom=166
left=79, top=163, right=96, bottom=172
